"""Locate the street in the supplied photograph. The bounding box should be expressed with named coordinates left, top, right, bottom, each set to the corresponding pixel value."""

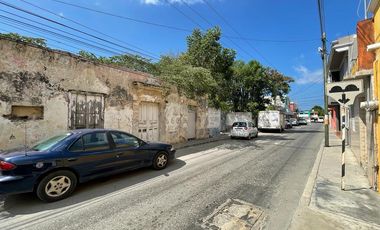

left=0, top=123, right=323, bottom=230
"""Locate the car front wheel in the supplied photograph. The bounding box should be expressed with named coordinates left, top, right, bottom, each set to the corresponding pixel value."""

left=36, top=170, right=77, bottom=202
left=152, top=152, right=169, bottom=170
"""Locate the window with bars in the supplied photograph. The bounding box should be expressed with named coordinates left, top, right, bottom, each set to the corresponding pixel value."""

left=70, top=92, right=104, bottom=129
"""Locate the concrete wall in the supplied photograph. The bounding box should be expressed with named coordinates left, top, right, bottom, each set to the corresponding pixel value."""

left=0, top=38, right=209, bottom=150
left=225, top=112, right=252, bottom=131
left=207, top=108, right=221, bottom=137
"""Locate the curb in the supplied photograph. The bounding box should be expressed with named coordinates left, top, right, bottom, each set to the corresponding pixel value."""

left=288, top=140, right=325, bottom=229
left=298, top=141, right=325, bottom=207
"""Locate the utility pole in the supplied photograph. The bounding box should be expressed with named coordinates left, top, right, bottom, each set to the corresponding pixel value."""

left=364, top=0, right=368, bottom=19
left=318, top=0, right=329, bottom=147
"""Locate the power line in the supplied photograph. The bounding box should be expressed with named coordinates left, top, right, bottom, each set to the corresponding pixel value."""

left=180, top=0, right=213, bottom=27
left=166, top=0, right=204, bottom=29
left=19, top=0, right=159, bottom=59
left=168, top=0, right=254, bottom=60
left=0, top=23, right=158, bottom=78
left=50, top=0, right=192, bottom=32
left=290, top=83, right=323, bottom=97
left=0, top=21, right=84, bottom=52
left=179, top=0, right=253, bottom=59
left=0, top=9, right=133, bottom=56
left=225, top=36, right=319, bottom=43
left=0, top=0, right=158, bottom=60
left=47, top=0, right=318, bottom=44
left=0, top=15, right=125, bottom=55
left=203, top=0, right=274, bottom=66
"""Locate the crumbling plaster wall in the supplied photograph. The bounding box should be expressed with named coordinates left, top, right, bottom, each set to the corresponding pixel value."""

left=0, top=39, right=143, bottom=149
left=0, top=38, right=210, bottom=149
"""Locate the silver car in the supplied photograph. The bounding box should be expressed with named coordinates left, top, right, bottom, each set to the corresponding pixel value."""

left=290, top=118, right=299, bottom=126
left=298, top=118, right=308, bottom=125
left=230, top=121, right=259, bottom=139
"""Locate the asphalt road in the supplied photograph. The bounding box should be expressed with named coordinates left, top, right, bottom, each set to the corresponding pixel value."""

left=0, top=123, right=324, bottom=230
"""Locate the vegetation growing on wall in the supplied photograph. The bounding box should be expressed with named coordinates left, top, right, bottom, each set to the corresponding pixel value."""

left=0, top=33, right=47, bottom=47
left=1, top=31, right=294, bottom=115
left=78, top=51, right=158, bottom=75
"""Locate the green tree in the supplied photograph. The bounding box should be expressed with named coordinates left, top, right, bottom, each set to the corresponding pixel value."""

left=78, top=51, right=158, bottom=74
left=264, top=67, right=294, bottom=98
left=0, top=33, right=46, bottom=47
left=312, top=105, right=324, bottom=116
left=230, top=60, right=293, bottom=116
left=181, top=27, right=236, bottom=108
left=157, top=55, right=217, bottom=99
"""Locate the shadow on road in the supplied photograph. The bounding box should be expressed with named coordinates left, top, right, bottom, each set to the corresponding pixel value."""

left=257, top=134, right=295, bottom=141
left=0, top=159, right=186, bottom=218
left=287, top=129, right=323, bottom=133
left=176, top=138, right=264, bottom=158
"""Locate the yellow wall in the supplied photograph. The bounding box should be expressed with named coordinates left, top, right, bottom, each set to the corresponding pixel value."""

left=373, top=1, right=380, bottom=190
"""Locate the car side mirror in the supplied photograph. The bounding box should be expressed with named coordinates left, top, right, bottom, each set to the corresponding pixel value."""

left=138, top=140, right=145, bottom=147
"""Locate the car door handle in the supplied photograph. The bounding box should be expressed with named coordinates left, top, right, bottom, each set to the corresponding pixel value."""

left=67, top=158, right=77, bottom=162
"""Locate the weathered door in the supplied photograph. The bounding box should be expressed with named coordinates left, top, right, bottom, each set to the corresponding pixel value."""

left=187, top=109, right=196, bottom=139
left=138, top=102, right=159, bottom=141
left=70, top=92, right=104, bottom=129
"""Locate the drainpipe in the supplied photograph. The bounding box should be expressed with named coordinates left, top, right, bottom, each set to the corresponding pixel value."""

left=360, top=100, right=379, bottom=190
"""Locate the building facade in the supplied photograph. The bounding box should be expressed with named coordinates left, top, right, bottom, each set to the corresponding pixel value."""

left=0, top=38, right=217, bottom=150
left=369, top=0, right=380, bottom=190
left=327, top=16, right=377, bottom=188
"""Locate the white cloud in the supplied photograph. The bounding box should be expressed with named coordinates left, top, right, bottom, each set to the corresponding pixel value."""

left=294, top=65, right=323, bottom=85
left=141, top=0, right=204, bottom=5
left=142, top=0, right=160, bottom=4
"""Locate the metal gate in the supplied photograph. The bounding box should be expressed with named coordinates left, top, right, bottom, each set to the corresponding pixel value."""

left=187, top=108, right=196, bottom=139
left=70, top=92, right=104, bottom=129
left=138, top=102, right=159, bottom=141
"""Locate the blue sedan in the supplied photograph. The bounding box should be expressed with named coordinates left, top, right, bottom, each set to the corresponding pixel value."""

left=0, top=129, right=175, bottom=202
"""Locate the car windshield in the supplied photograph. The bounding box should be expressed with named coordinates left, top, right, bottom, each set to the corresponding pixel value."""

left=31, top=133, right=72, bottom=151
left=232, top=122, right=247, bottom=128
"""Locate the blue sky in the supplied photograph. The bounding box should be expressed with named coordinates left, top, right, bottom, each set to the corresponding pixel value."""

left=0, top=0, right=366, bottom=110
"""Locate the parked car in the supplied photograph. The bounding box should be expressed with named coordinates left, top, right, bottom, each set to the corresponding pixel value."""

left=230, top=121, right=258, bottom=139
left=290, top=118, right=299, bottom=126
left=298, top=118, right=308, bottom=125
left=285, top=119, right=293, bottom=129
left=317, top=116, right=324, bottom=123
left=0, top=129, right=175, bottom=202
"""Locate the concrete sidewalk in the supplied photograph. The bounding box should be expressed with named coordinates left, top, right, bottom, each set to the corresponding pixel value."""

left=290, top=132, right=380, bottom=229
left=173, top=133, right=229, bottom=150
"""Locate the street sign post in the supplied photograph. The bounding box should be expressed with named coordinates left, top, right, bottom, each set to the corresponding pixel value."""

left=327, top=80, right=363, bottom=190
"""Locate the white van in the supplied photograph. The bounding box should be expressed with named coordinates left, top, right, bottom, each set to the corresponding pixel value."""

left=258, top=110, right=285, bottom=132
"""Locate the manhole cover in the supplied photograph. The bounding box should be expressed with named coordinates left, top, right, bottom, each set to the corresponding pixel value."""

left=200, top=199, right=267, bottom=230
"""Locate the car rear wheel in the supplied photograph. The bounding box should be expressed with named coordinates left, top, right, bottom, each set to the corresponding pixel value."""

left=152, top=152, right=168, bottom=170
left=36, top=170, right=77, bottom=202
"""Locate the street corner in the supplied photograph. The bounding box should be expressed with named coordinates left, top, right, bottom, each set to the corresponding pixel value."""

left=199, top=198, right=267, bottom=230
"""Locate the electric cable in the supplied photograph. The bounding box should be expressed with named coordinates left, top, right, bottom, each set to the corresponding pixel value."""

left=0, top=0, right=158, bottom=60
left=19, top=0, right=159, bottom=59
